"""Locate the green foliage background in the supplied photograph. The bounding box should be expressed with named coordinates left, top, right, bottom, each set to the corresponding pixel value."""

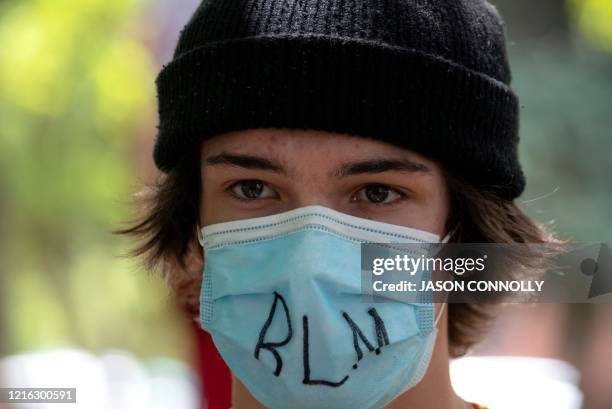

left=0, top=0, right=610, bottom=358
left=511, top=0, right=612, bottom=241
left=0, top=0, right=190, bottom=359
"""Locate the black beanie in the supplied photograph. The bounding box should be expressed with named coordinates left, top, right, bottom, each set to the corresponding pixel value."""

left=153, top=0, right=525, bottom=200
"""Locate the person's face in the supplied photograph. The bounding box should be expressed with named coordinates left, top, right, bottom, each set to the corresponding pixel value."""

left=199, top=128, right=449, bottom=236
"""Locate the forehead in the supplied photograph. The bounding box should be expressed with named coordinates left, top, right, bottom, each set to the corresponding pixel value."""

left=201, top=128, right=440, bottom=170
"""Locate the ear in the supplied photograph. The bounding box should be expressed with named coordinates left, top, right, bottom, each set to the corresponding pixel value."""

left=163, top=236, right=204, bottom=322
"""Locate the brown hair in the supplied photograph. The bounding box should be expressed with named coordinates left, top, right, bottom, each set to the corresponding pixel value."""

left=116, top=149, right=552, bottom=357
left=442, top=172, right=554, bottom=356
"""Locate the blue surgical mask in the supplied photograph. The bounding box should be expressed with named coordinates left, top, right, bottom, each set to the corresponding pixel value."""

left=197, top=205, right=445, bottom=409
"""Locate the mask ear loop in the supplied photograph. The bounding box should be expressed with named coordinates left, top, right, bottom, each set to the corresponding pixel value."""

left=440, top=230, right=454, bottom=244
left=433, top=229, right=451, bottom=326
left=434, top=293, right=448, bottom=327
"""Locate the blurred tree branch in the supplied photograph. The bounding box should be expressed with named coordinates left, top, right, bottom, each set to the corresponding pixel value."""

left=493, top=0, right=570, bottom=48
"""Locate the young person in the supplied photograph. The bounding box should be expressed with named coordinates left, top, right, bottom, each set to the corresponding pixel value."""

left=121, top=1, right=549, bottom=408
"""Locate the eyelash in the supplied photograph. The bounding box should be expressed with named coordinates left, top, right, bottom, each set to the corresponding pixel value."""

left=226, top=180, right=408, bottom=206
left=351, top=184, right=407, bottom=206
left=226, top=180, right=277, bottom=202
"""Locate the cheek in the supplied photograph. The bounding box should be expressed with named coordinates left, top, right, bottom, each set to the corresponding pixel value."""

left=397, top=179, right=449, bottom=236
left=200, top=188, right=214, bottom=225
left=200, top=166, right=238, bottom=225
left=200, top=181, right=233, bottom=225
left=427, top=183, right=451, bottom=236
left=393, top=204, right=447, bottom=237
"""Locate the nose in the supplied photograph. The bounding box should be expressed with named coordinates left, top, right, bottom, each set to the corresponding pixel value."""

left=288, top=186, right=342, bottom=213
left=291, top=197, right=338, bottom=210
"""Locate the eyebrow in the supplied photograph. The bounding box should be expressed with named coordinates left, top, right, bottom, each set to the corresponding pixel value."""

left=204, top=153, right=287, bottom=175
left=333, top=158, right=430, bottom=178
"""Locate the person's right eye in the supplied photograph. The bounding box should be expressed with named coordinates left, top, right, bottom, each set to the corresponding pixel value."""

left=228, top=180, right=278, bottom=201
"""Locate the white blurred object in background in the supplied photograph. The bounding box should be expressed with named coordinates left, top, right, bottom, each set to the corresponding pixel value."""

left=451, top=356, right=583, bottom=409
left=2, top=348, right=584, bottom=408
left=0, top=347, right=199, bottom=409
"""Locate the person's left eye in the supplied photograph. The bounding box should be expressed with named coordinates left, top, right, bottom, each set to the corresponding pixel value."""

left=351, top=184, right=405, bottom=205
